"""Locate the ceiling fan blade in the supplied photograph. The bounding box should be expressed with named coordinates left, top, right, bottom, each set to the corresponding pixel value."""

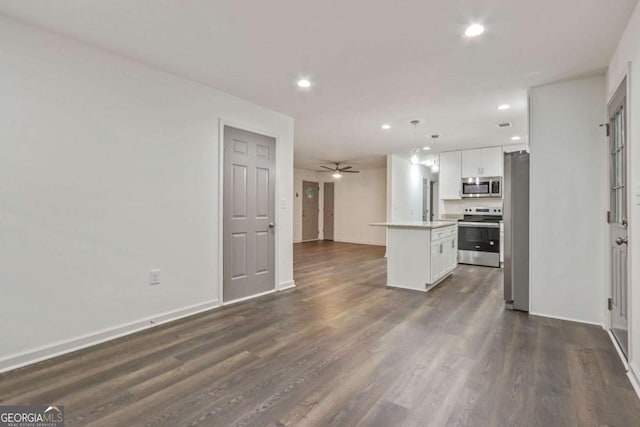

left=320, top=166, right=334, bottom=171
left=343, top=170, right=360, bottom=173
left=316, top=170, right=335, bottom=172
left=340, top=166, right=353, bottom=171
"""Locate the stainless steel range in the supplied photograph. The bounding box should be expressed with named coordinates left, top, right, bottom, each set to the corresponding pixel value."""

left=458, top=207, right=502, bottom=268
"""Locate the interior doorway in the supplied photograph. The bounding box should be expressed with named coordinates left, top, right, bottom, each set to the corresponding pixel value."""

left=607, top=77, right=629, bottom=358
left=302, top=181, right=319, bottom=241
left=430, top=180, right=439, bottom=221
left=222, top=125, right=276, bottom=302
left=422, top=178, right=429, bottom=221
left=323, top=182, right=335, bottom=240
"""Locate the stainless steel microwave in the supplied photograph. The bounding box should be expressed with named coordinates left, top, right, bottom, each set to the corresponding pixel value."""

left=461, top=177, right=502, bottom=198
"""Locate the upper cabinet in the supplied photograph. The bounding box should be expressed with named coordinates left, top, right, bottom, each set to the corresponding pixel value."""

left=461, top=147, right=503, bottom=177
left=439, top=151, right=462, bottom=199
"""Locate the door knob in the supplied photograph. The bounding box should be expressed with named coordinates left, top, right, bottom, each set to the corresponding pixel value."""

left=269, top=222, right=276, bottom=229
left=616, top=237, right=628, bottom=245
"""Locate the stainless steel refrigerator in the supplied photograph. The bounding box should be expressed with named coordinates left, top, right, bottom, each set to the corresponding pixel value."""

left=504, top=151, right=529, bottom=311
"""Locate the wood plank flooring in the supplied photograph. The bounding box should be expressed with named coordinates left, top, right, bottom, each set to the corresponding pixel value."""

left=1, top=240, right=639, bottom=426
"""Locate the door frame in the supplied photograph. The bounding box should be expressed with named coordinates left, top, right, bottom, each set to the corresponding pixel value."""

left=218, top=119, right=281, bottom=305
left=323, top=181, right=335, bottom=241
left=301, top=180, right=320, bottom=241
left=605, top=65, right=632, bottom=368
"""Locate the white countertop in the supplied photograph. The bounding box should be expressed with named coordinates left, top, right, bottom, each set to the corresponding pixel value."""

left=370, top=220, right=458, bottom=230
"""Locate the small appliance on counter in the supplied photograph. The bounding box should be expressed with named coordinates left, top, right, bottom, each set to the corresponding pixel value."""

left=461, top=177, right=502, bottom=198
left=503, top=151, right=530, bottom=312
left=458, top=207, right=502, bottom=268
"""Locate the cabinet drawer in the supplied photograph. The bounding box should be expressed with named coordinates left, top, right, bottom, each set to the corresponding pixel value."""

left=433, top=226, right=457, bottom=242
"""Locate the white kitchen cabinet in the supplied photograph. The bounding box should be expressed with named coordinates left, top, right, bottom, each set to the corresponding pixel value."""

left=431, top=240, right=444, bottom=283
left=378, top=222, right=458, bottom=292
left=439, top=151, right=462, bottom=199
left=447, top=235, right=458, bottom=273
left=461, top=147, right=503, bottom=178
left=430, top=227, right=458, bottom=283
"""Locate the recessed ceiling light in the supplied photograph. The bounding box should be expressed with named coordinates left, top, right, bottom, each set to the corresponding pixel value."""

left=511, top=136, right=521, bottom=141
left=464, top=24, right=485, bottom=37
left=297, top=79, right=311, bottom=88
left=422, top=146, right=431, bottom=150
left=497, top=104, right=510, bottom=110
left=381, top=124, right=391, bottom=130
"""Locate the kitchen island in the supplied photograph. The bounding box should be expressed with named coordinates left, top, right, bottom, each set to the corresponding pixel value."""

left=371, top=221, right=458, bottom=292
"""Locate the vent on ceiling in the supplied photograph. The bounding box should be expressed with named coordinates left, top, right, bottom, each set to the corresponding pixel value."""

left=498, top=122, right=512, bottom=128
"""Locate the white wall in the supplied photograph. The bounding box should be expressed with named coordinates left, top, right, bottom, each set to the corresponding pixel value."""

left=0, top=16, right=294, bottom=372
left=334, top=168, right=386, bottom=245
left=529, top=75, right=607, bottom=325
left=608, top=0, right=640, bottom=392
left=293, top=168, right=386, bottom=245
left=388, top=155, right=432, bottom=222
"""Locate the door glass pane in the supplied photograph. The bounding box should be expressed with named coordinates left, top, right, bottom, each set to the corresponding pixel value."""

left=610, top=105, right=626, bottom=225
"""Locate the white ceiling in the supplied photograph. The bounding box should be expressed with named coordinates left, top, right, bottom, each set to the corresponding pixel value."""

left=0, top=0, right=636, bottom=170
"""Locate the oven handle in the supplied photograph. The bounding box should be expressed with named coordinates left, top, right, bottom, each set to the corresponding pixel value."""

left=458, top=222, right=500, bottom=228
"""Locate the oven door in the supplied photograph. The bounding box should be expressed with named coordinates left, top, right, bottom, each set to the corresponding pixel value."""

left=461, top=179, right=491, bottom=198
left=458, top=222, right=500, bottom=252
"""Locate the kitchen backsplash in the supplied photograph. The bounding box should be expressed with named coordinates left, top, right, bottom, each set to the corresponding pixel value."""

left=440, top=198, right=504, bottom=216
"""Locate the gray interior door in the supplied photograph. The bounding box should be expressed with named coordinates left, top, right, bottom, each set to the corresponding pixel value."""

left=223, top=126, right=275, bottom=302
left=323, top=182, right=334, bottom=240
left=608, top=78, right=629, bottom=357
left=302, top=181, right=319, bottom=241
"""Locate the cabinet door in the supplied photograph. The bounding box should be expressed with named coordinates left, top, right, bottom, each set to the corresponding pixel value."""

left=461, top=149, right=483, bottom=177
left=439, top=151, right=462, bottom=199
left=431, top=240, right=443, bottom=282
left=448, top=236, right=457, bottom=272
left=481, top=147, right=503, bottom=177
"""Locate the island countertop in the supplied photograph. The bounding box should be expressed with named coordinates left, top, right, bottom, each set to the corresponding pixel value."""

left=370, top=220, right=458, bottom=230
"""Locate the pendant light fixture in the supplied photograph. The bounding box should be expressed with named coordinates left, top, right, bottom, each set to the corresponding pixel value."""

left=410, top=119, right=421, bottom=164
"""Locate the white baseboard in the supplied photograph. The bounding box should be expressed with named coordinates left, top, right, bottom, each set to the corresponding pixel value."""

left=628, top=363, right=640, bottom=400
left=528, top=311, right=604, bottom=327
left=278, top=280, right=296, bottom=291
left=222, top=282, right=295, bottom=307
left=606, top=329, right=630, bottom=371
left=0, top=276, right=300, bottom=375
left=0, top=299, right=220, bottom=374
left=334, top=239, right=386, bottom=247
left=223, top=288, right=278, bottom=306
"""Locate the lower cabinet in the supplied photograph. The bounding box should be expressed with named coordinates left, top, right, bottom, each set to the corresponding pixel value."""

left=431, top=240, right=444, bottom=282
left=430, top=227, right=458, bottom=284
left=384, top=224, right=458, bottom=292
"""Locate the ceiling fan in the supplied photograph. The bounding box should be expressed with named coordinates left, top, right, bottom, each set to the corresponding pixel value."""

left=317, top=162, right=360, bottom=178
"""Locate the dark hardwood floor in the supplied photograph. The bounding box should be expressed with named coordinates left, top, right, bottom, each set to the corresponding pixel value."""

left=1, top=240, right=639, bottom=426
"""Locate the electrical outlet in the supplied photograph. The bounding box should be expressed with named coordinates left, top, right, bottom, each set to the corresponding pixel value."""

left=150, top=269, right=160, bottom=286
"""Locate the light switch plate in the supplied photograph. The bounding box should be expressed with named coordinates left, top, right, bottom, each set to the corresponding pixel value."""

left=280, top=198, right=287, bottom=209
